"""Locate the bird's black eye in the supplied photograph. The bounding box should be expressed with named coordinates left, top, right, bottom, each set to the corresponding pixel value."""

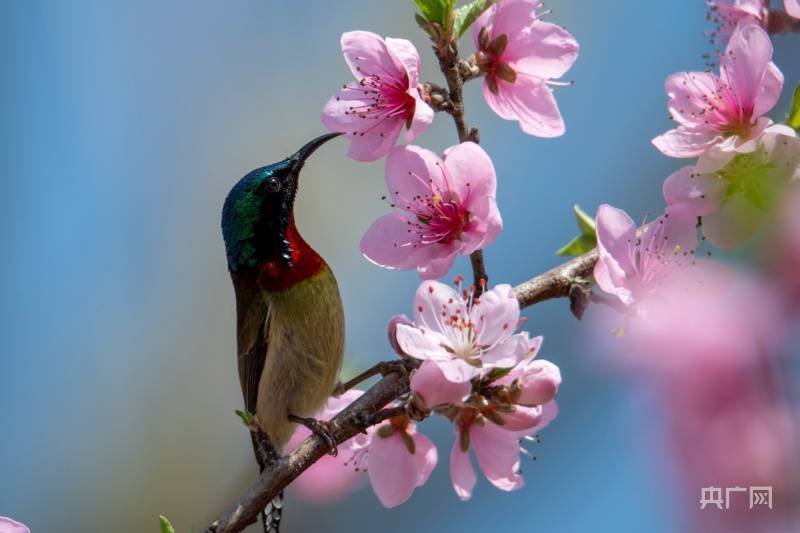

left=265, top=176, right=281, bottom=193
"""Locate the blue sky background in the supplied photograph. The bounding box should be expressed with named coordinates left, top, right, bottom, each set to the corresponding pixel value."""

left=2, top=1, right=799, bottom=531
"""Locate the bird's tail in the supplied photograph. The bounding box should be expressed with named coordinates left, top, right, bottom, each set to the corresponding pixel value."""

left=261, top=492, right=284, bottom=533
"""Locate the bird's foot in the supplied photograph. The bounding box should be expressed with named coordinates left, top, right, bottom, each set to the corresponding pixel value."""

left=289, top=414, right=338, bottom=456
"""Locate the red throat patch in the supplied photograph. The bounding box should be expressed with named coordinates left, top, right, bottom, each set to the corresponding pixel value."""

left=257, top=218, right=325, bottom=292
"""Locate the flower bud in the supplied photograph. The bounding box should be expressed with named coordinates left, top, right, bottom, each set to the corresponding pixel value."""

left=515, top=360, right=561, bottom=406
left=387, top=314, right=413, bottom=357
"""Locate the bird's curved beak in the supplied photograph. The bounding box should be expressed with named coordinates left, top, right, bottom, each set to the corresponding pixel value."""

left=290, top=132, right=342, bottom=173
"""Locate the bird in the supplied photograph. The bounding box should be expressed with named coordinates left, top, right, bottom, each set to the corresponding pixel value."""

left=221, top=132, right=345, bottom=532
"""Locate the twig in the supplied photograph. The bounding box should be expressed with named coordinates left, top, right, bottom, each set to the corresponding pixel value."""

left=513, top=249, right=598, bottom=309
left=768, top=8, right=800, bottom=34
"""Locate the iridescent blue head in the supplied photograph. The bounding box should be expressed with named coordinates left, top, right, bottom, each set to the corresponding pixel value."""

left=221, top=133, right=340, bottom=272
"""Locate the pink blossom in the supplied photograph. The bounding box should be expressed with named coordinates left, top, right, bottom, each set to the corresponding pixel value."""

left=321, top=31, right=433, bottom=161
left=286, top=390, right=367, bottom=504
left=360, top=143, right=501, bottom=279
left=350, top=415, right=437, bottom=508
left=393, top=279, right=528, bottom=383
left=593, top=204, right=698, bottom=309
left=492, top=335, right=561, bottom=406
left=652, top=24, right=783, bottom=159
left=787, top=0, right=800, bottom=18
left=0, top=518, right=29, bottom=533
left=664, top=127, right=800, bottom=248
left=449, top=402, right=558, bottom=500
left=472, top=0, right=579, bottom=137
left=705, top=1, right=768, bottom=45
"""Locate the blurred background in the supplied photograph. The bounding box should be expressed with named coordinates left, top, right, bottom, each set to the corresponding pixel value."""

left=2, top=1, right=799, bottom=532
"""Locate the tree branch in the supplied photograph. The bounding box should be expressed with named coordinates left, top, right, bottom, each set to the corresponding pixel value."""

left=205, top=248, right=599, bottom=532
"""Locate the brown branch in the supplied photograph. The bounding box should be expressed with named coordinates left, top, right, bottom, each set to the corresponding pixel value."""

left=205, top=248, right=599, bottom=532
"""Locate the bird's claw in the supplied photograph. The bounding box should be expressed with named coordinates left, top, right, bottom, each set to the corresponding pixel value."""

left=289, top=414, right=339, bottom=456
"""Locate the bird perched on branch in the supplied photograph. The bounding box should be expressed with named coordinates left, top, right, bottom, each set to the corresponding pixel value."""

left=221, top=133, right=344, bottom=532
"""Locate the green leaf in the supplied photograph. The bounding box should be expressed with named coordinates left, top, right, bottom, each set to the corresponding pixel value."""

left=454, top=0, right=496, bottom=38
left=235, top=409, right=254, bottom=427
left=556, top=204, right=597, bottom=256
left=159, top=515, right=176, bottom=533
left=788, top=81, right=800, bottom=131
left=414, top=0, right=456, bottom=26
left=573, top=204, right=595, bottom=235
left=556, top=234, right=597, bottom=256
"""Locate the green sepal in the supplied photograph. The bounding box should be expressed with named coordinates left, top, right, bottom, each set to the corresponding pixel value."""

left=454, top=0, right=496, bottom=38
left=556, top=204, right=597, bottom=256
left=486, top=366, right=513, bottom=382
left=788, top=81, right=800, bottom=131
left=235, top=409, right=254, bottom=427
left=159, top=515, right=176, bottom=533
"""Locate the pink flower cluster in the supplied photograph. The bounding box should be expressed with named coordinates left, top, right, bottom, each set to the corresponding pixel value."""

left=289, top=280, right=561, bottom=507
left=321, top=0, right=578, bottom=280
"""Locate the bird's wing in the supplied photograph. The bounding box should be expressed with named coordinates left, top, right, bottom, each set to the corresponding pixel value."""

left=231, top=270, right=270, bottom=415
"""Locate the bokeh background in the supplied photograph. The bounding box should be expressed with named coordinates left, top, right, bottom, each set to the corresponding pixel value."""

left=2, top=1, right=799, bottom=532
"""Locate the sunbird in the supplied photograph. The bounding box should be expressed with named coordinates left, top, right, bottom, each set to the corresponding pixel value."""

left=221, top=133, right=344, bottom=532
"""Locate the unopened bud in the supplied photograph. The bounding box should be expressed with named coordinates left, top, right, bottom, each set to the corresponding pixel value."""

left=516, top=361, right=561, bottom=406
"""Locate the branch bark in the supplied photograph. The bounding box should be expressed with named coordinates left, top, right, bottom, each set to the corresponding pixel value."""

left=205, top=248, right=599, bottom=533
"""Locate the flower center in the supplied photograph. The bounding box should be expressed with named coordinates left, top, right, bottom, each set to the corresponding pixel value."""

left=340, top=57, right=416, bottom=136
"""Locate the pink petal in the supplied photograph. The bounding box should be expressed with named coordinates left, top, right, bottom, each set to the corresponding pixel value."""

left=411, top=360, right=471, bottom=408
left=471, top=284, right=519, bottom=346
left=442, top=141, right=497, bottom=204
left=662, top=166, right=724, bottom=217
left=340, top=31, right=404, bottom=85
left=435, top=358, right=482, bottom=383
left=395, top=324, right=449, bottom=362
left=652, top=127, right=720, bottom=158
left=413, top=280, right=462, bottom=330
left=664, top=71, right=720, bottom=128
left=384, top=37, right=420, bottom=86
left=387, top=314, right=413, bottom=357
left=476, top=0, right=543, bottom=45
left=367, top=430, right=419, bottom=507
left=480, top=332, right=528, bottom=368
left=483, top=74, right=565, bottom=137
left=411, top=430, right=438, bottom=487
left=471, top=422, right=524, bottom=492
left=359, top=213, right=423, bottom=270
left=594, top=204, right=638, bottom=288
left=753, top=61, right=784, bottom=118
left=384, top=145, right=440, bottom=210
left=516, top=359, right=562, bottom=406
left=415, top=245, right=458, bottom=280
left=0, top=518, right=30, bottom=533
left=458, top=197, right=503, bottom=253
left=787, top=0, right=800, bottom=18
left=449, top=436, right=477, bottom=501
left=720, top=24, right=774, bottom=110
left=496, top=404, right=543, bottom=431
left=507, top=21, right=579, bottom=80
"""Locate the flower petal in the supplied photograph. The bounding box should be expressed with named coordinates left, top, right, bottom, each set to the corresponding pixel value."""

left=367, top=430, right=419, bottom=507
left=507, top=21, right=579, bottom=80
left=385, top=37, right=420, bottom=86
left=405, top=94, right=434, bottom=142
left=395, top=324, right=449, bottom=362
left=385, top=145, right=441, bottom=209
left=471, top=284, right=520, bottom=347
left=442, top=141, right=497, bottom=203
left=471, top=422, right=524, bottom=492
left=413, top=280, right=462, bottom=331
left=720, top=24, right=774, bottom=111
left=652, top=127, right=721, bottom=158
left=411, top=360, right=471, bottom=408
left=483, top=74, right=565, bottom=137
left=341, top=31, right=404, bottom=84
left=662, top=166, right=725, bottom=217
left=360, top=213, right=424, bottom=270
left=449, top=435, right=477, bottom=501
left=787, top=0, right=800, bottom=18
left=411, top=430, right=438, bottom=487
